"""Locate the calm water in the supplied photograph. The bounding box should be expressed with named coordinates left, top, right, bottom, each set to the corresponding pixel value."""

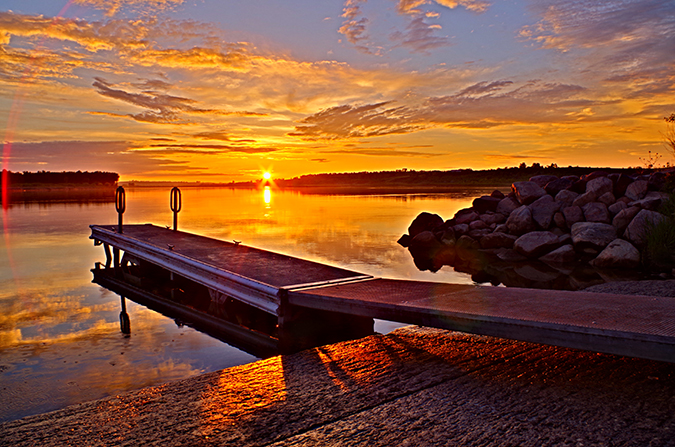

left=0, top=186, right=492, bottom=422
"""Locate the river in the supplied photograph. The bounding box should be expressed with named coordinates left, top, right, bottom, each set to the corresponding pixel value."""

left=0, top=186, right=494, bottom=422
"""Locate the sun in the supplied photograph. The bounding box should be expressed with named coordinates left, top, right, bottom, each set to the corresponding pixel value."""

left=263, top=171, right=272, bottom=180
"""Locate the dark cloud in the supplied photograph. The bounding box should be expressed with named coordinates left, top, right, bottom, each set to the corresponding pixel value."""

left=144, top=143, right=277, bottom=154
left=92, top=78, right=266, bottom=124
left=290, top=80, right=601, bottom=139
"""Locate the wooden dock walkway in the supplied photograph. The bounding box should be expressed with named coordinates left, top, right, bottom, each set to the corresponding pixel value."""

left=90, top=224, right=675, bottom=363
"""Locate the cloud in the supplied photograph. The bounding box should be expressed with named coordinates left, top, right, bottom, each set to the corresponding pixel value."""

left=338, top=0, right=375, bottom=55
left=92, top=78, right=266, bottom=124
left=290, top=80, right=604, bottom=139
left=390, top=15, right=452, bottom=53
left=520, top=0, right=675, bottom=97
left=73, top=0, right=184, bottom=17
left=139, top=143, right=277, bottom=154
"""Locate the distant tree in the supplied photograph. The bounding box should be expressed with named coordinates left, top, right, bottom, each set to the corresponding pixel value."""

left=519, top=162, right=527, bottom=169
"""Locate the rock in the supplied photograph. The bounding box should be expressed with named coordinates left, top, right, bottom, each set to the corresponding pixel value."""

left=624, top=209, right=667, bottom=246
left=612, top=174, right=634, bottom=197
left=597, top=192, right=616, bottom=206
left=439, top=227, right=456, bottom=246
left=585, top=177, right=613, bottom=199
left=571, top=222, right=617, bottom=253
left=490, top=189, right=505, bottom=199
left=628, top=197, right=661, bottom=211
left=454, top=209, right=479, bottom=225
left=539, top=245, right=576, bottom=264
left=569, top=179, right=588, bottom=194
left=530, top=195, right=561, bottom=230
left=625, top=180, right=649, bottom=201
left=563, top=205, right=584, bottom=227
left=469, top=220, right=488, bottom=230
left=512, top=181, right=547, bottom=205
left=591, top=239, right=641, bottom=269
left=468, top=229, right=491, bottom=239
left=456, top=234, right=480, bottom=252
left=553, top=211, right=566, bottom=229
left=572, top=191, right=597, bottom=208
left=397, top=234, right=412, bottom=247
left=514, top=231, right=561, bottom=258
left=480, top=213, right=505, bottom=225
left=408, top=231, right=443, bottom=258
left=495, top=248, right=528, bottom=262
left=617, top=196, right=633, bottom=205
left=408, top=212, right=443, bottom=238
left=545, top=177, right=576, bottom=196
left=529, top=175, right=559, bottom=188
left=582, top=171, right=609, bottom=182
left=506, top=205, right=535, bottom=235
left=648, top=171, right=667, bottom=191
left=608, top=201, right=627, bottom=216
left=480, top=233, right=518, bottom=249
left=453, top=223, right=469, bottom=236
left=582, top=202, right=611, bottom=223
left=612, top=206, right=641, bottom=234
left=496, top=197, right=520, bottom=215
left=472, top=196, right=501, bottom=213
left=558, top=233, right=572, bottom=245
left=493, top=224, right=509, bottom=233
left=555, top=189, right=579, bottom=208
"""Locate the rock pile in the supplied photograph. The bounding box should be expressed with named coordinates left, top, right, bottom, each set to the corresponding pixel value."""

left=398, top=170, right=673, bottom=274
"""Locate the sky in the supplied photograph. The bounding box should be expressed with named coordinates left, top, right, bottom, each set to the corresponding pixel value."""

left=1, top=0, right=674, bottom=182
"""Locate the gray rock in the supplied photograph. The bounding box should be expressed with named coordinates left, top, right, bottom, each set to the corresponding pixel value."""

left=480, top=232, right=518, bottom=249
left=545, top=177, right=576, bottom=196
left=480, top=213, right=506, bottom=225
left=531, top=195, right=561, bottom=230
left=624, top=209, right=667, bottom=246
left=529, top=175, right=559, bottom=188
left=553, top=211, right=566, bottom=230
left=585, top=177, right=613, bottom=199
left=514, top=231, right=561, bottom=258
left=469, top=220, right=488, bottom=230
left=506, top=205, right=535, bottom=235
left=558, top=233, right=572, bottom=245
left=597, top=191, right=616, bottom=206
left=555, top=189, right=579, bottom=208
left=453, top=223, right=469, bottom=236
left=591, top=239, right=641, bottom=269
left=611, top=206, right=641, bottom=233
left=493, top=224, right=509, bottom=233
left=496, top=196, right=521, bottom=215
left=628, top=197, right=662, bottom=211
left=468, top=229, right=491, bottom=239
left=572, top=191, right=597, bottom=208
left=625, top=180, right=649, bottom=201
left=512, top=181, right=547, bottom=205
left=612, top=173, right=634, bottom=197
left=539, top=245, right=576, bottom=264
left=472, top=196, right=501, bottom=213
left=439, top=228, right=456, bottom=246
left=408, top=212, right=443, bottom=238
left=495, top=248, right=528, bottom=262
left=571, top=222, right=617, bottom=253
left=563, top=205, right=584, bottom=227
left=582, top=202, right=610, bottom=223
left=455, top=209, right=479, bottom=225
left=608, top=201, right=627, bottom=216
left=408, top=231, right=443, bottom=258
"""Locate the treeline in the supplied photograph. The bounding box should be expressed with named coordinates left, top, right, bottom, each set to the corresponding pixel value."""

left=2, top=170, right=119, bottom=186
left=271, top=165, right=640, bottom=188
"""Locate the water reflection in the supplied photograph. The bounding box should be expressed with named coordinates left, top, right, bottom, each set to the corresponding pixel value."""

left=0, top=186, right=494, bottom=422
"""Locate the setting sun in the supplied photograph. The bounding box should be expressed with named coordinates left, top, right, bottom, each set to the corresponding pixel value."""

left=263, top=172, right=272, bottom=181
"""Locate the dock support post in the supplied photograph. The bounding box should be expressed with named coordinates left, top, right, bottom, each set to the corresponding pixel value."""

left=115, top=186, right=126, bottom=234
left=120, top=296, right=131, bottom=335
left=170, top=187, right=181, bottom=231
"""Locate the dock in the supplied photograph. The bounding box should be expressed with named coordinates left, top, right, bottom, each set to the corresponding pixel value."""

left=90, top=223, right=675, bottom=363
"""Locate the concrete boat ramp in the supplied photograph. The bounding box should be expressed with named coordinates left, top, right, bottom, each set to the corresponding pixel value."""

left=89, top=223, right=675, bottom=363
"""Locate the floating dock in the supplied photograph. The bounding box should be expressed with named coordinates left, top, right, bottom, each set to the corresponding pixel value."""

left=90, top=223, right=675, bottom=363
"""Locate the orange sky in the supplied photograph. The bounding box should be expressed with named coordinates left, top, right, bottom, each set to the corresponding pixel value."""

left=1, top=0, right=674, bottom=182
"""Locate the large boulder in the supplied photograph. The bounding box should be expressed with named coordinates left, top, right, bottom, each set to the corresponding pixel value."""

left=563, top=205, right=585, bottom=227
left=480, top=232, right=518, bottom=249
left=572, top=191, right=597, bottom=208
left=555, top=189, right=579, bottom=208
left=539, top=245, right=576, bottom=264
left=472, top=195, right=501, bottom=213
left=571, top=222, right=617, bottom=253
left=408, top=212, right=443, bottom=238
left=582, top=202, right=611, bottom=223
left=591, top=239, right=641, bottom=269
left=496, top=196, right=520, bottom=215
left=610, top=173, right=634, bottom=197
left=514, top=231, right=561, bottom=258
left=624, top=209, right=667, bottom=246
left=529, top=175, right=559, bottom=188
left=530, top=195, right=561, bottom=229
left=512, top=181, right=547, bottom=205
left=506, top=205, right=535, bottom=235
left=625, top=180, right=649, bottom=201
left=480, top=213, right=505, bottom=225
left=585, top=177, right=613, bottom=199
left=454, top=208, right=479, bottom=225
left=408, top=231, right=443, bottom=259
left=612, top=205, right=641, bottom=233
left=608, top=201, right=627, bottom=216
left=545, top=177, right=576, bottom=196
